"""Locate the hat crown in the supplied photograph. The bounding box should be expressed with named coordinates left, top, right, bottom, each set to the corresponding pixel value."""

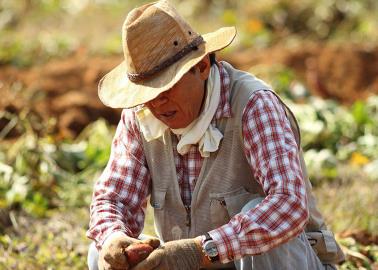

left=122, top=1, right=200, bottom=76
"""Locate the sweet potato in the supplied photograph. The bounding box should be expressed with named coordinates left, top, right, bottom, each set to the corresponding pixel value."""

left=124, top=243, right=154, bottom=267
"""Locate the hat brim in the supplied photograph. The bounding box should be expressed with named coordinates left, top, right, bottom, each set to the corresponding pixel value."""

left=98, top=26, right=237, bottom=109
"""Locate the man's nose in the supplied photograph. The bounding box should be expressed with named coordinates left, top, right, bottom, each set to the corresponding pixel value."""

left=149, top=95, right=168, bottom=107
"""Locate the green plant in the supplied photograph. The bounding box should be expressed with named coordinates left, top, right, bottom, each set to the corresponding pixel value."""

left=0, top=117, right=114, bottom=217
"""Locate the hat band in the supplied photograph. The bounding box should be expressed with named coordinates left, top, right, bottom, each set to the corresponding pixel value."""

left=127, top=35, right=204, bottom=82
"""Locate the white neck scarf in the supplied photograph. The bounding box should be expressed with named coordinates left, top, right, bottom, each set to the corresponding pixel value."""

left=136, top=64, right=223, bottom=157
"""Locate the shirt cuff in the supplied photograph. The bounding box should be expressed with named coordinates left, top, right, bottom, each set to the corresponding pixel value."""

left=208, top=223, right=241, bottom=263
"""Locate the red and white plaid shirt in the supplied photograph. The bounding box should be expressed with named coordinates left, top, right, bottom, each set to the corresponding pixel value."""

left=87, top=62, right=308, bottom=263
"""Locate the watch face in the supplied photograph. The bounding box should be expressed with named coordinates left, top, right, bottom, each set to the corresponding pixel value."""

left=204, top=241, right=218, bottom=257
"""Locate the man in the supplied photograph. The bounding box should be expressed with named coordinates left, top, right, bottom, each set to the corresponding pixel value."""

left=87, top=1, right=344, bottom=269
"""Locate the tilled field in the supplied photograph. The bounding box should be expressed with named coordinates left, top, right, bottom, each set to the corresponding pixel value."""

left=1, top=43, right=377, bottom=139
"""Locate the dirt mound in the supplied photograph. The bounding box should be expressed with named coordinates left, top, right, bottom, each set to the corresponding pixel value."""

left=224, top=43, right=378, bottom=103
left=0, top=52, right=122, bottom=139
left=340, top=230, right=378, bottom=246
left=1, top=43, right=377, bottom=139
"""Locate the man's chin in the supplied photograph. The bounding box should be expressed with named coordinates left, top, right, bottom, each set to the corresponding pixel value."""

left=165, top=120, right=191, bottom=130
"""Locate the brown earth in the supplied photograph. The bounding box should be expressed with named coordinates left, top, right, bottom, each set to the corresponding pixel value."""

left=1, top=43, right=377, bottom=139
left=340, top=230, right=378, bottom=246
left=223, top=42, right=378, bottom=102
left=0, top=52, right=123, bottom=139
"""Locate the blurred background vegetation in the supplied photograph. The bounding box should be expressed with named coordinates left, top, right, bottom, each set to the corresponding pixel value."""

left=0, top=0, right=377, bottom=269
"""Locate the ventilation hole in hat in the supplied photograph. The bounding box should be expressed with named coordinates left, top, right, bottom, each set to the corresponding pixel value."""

left=173, top=41, right=178, bottom=46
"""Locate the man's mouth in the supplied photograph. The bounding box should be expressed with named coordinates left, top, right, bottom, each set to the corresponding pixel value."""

left=160, top=111, right=176, bottom=119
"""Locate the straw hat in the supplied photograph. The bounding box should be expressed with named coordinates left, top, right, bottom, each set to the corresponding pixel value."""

left=98, top=0, right=236, bottom=109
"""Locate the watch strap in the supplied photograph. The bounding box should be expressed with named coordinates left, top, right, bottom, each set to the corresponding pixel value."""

left=204, top=232, right=212, bottom=241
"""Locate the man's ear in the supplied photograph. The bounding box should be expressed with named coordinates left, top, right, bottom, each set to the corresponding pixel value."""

left=196, top=55, right=211, bottom=81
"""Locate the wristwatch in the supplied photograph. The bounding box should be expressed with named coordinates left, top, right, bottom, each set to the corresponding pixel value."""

left=202, top=232, right=219, bottom=262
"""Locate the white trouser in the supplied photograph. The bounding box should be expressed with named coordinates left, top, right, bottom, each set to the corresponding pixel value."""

left=232, top=197, right=334, bottom=270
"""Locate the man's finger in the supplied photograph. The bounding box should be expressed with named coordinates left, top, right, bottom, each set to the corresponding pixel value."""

left=140, top=238, right=161, bottom=249
left=152, top=261, right=168, bottom=270
left=132, top=249, right=163, bottom=270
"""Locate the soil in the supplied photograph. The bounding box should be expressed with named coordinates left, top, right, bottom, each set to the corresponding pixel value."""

left=1, top=43, right=377, bottom=139
left=223, top=42, right=378, bottom=102
left=0, top=52, right=123, bottom=139
left=340, top=230, right=378, bottom=246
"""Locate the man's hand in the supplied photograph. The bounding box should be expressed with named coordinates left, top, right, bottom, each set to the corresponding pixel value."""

left=98, top=232, right=160, bottom=270
left=132, top=238, right=204, bottom=270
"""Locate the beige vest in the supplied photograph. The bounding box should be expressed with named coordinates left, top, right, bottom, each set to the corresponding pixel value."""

left=140, top=62, right=344, bottom=264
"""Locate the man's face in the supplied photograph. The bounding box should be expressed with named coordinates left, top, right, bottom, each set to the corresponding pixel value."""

left=145, top=57, right=210, bottom=129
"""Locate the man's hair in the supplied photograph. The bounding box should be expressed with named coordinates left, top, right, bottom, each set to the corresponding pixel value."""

left=189, top=53, right=217, bottom=73
left=209, top=52, right=216, bottom=66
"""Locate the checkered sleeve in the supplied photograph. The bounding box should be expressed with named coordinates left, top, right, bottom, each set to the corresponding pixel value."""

left=86, top=109, right=151, bottom=249
left=209, top=90, right=309, bottom=263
